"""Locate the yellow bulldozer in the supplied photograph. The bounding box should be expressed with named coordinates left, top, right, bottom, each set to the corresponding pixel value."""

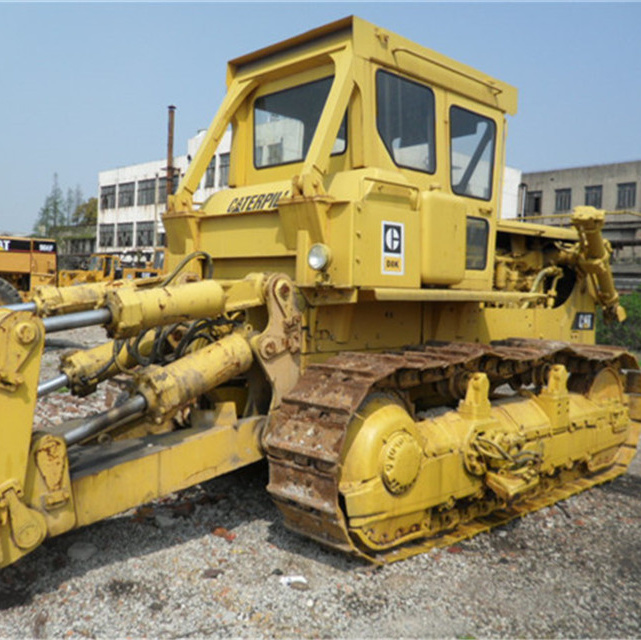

left=1, top=16, right=639, bottom=569
left=58, top=251, right=164, bottom=287
left=0, top=235, right=57, bottom=305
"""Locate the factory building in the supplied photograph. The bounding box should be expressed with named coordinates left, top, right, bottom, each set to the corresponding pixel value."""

left=522, top=160, right=641, bottom=217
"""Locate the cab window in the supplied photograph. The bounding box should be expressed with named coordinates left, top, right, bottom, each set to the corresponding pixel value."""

left=376, top=70, right=436, bottom=174
left=466, top=217, right=489, bottom=270
left=450, top=106, right=496, bottom=200
left=254, top=76, right=346, bottom=168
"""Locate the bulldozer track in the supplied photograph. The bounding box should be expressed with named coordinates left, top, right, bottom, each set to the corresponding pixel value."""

left=264, top=339, right=640, bottom=563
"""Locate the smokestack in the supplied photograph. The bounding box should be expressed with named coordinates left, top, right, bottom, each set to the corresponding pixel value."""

left=166, top=105, right=176, bottom=203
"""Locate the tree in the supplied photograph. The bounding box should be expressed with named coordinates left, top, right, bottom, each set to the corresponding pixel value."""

left=74, top=185, right=83, bottom=219
left=63, top=188, right=75, bottom=225
left=33, top=174, right=64, bottom=236
left=34, top=175, right=96, bottom=241
left=72, top=197, right=97, bottom=225
left=61, top=185, right=86, bottom=225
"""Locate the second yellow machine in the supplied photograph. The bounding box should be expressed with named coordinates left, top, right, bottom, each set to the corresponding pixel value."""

left=1, top=17, right=639, bottom=568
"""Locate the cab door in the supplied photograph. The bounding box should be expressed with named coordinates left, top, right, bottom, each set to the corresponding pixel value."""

left=446, top=95, right=503, bottom=291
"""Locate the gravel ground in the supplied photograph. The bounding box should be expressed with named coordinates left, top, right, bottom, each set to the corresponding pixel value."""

left=1, top=327, right=640, bottom=639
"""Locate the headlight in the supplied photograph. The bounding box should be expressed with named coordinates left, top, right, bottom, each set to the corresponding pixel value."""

left=307, top=243, right=332, bottom=271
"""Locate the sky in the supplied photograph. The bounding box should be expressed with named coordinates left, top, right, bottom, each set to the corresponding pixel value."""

left=1, top=2, right=640, bottom=234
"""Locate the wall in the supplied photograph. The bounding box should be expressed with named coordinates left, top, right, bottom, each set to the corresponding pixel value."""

left=522, top=160, right=641, bottom=215
left=500, top=166, right=522, bottom=219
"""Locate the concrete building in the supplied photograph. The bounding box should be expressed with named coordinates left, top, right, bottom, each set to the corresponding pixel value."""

left=97, top=130, right=231, bottom=265
left=522, top=160, right=641, bottom=216
left=521, top=160, right=641, bottom=264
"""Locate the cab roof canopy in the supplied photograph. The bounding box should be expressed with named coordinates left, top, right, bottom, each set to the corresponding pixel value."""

left=228, top=16, right=517, bottom=116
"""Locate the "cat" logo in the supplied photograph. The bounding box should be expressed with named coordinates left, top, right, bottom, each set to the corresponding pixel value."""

left=382, top=222, right=404, bottom=275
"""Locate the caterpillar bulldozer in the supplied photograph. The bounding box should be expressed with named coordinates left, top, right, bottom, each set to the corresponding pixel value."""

left=58, top=252, right=164, bottom=287
left=1, top=16, right=639, bottom=569
left=0, top=235, right=57, bottom=305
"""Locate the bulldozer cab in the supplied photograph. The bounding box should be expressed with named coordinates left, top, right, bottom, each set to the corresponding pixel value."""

left=0, top=236, right=57, bottom=303
left=86, top=254, right=122, bottom=280
left=166, top=16, right=517, bottom=293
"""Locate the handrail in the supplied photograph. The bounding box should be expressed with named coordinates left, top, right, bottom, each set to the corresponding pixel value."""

left=392, top=46, right=503, bottom=97
left=517, top=209, right=641, bottom=225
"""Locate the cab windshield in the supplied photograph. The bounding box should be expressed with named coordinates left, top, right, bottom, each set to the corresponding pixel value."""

left=254, top=76, right=346, bottom=168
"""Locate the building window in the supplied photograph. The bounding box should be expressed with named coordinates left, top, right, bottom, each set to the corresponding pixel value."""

left=137, top=179, right=156, bottom=206
left=525, top=190, right=542, bottom=215
left=585, top=185, right=602, bottom=208
left=100, top=185, right=116, bottom=210
left=117, top=222, right=133, bottom=247
left=69, top=238, right=94, bottom=255
left=136, top=221, right=154, bottom=247
left=118, top=182, right=135, bottom=208
left=99, top=224, right=114, bottom=248
left=158, top=174, right=179, bottom=204
left=205, top=157, right=216, bottom=188
left=617, top=182, right=636, bottom=209
left=80, top=238, right=94, bottom=254
left=555, top=188, right=571, bottom=212
left=218, top=153, right=230, bottom=188
left=267, top=142, right=283, bottom=165
left=158, top=178, right=167, bottom=204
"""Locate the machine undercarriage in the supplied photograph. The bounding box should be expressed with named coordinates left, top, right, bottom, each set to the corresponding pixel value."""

left=267, top=341, right=640, bottom=562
